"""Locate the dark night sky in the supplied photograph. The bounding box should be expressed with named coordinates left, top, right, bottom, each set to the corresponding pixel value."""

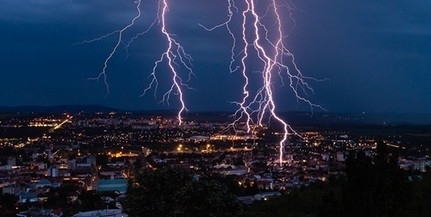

left=0, top=0, right=430, bottom=115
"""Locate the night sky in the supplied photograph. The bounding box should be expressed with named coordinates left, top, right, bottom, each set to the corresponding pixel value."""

left=0, top=0, right=430, bottom=115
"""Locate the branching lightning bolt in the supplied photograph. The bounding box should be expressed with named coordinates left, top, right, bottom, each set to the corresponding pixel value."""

left=201, top=0, right=324, bottom=165
left=77, top=0, right=192, bottom=124
left=142, top=0, right=194, bottom=125
left=83, top=0, right=143, bottom=95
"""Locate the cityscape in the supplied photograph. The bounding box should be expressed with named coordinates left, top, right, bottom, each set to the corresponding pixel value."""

left=0, top=107, right=430, bottom=216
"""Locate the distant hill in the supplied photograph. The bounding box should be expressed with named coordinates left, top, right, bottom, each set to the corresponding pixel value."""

left=0, top=105, right=124, bottom=114
left=279, top=111, right=431, bottom=126
left=0, top=105, right=429, bottom=125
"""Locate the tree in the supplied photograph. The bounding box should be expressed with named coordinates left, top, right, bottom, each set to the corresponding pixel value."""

left=96, top=154, right=109, bottom=168
left=240, top=182, right=332, bottom=217
left=123, top=167, right=242, bottom=217
left=0, top=193, right=18, bottom=217
left=179, top=179, right=240, bottom=217
left=78, top=190, right=105, bottom=211
left=342, top=142, right=411, bottom=217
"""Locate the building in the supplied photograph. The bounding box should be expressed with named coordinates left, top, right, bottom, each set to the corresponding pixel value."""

left=72, top=209, right=127, bottom=217
left=97, top=179, right=128, bottom=194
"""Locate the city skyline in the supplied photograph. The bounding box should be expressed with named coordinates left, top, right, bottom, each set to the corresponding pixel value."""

left=0, top=0, right=430, bottom=114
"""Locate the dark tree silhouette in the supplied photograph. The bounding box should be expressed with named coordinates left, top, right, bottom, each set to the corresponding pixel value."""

left=123, top=167, right=242, bottom=217
left=0, top=193, right=18, bottom=217
left=342, top=142, right=411, bottom=217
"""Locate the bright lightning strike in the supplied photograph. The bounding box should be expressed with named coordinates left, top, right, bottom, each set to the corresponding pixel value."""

left=142, top=0, right=194, bottom=125
left=201, top=0, right=324, bottom=165
left=77, top=0, right=192, bottom=124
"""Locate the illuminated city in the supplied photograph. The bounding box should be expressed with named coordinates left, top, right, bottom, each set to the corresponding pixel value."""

left=0, top=110, right=430, bottom=216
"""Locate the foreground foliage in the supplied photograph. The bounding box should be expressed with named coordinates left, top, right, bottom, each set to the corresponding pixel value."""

left=123, top=167, right=242, bottom=217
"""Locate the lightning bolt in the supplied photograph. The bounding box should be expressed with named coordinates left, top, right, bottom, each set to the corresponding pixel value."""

left=77, top=0, right=192, bottom=124
left=201, top=0, right=324, bottom=165
left=142, top=0, right=194, bottom=125
left=82, top=0, right=143, bottom=95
